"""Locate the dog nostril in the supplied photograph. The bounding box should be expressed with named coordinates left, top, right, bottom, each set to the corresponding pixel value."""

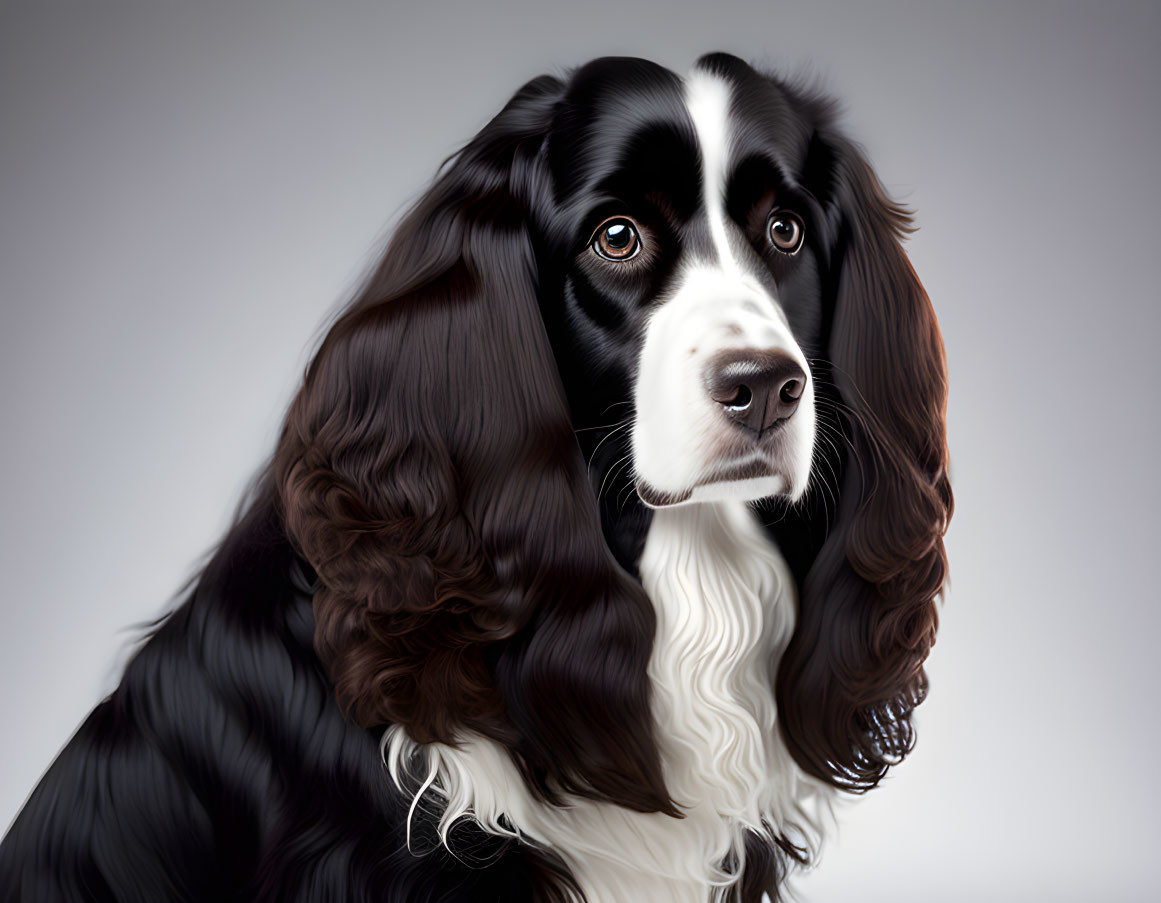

left=713, top=384, right=752, bottom=408
left=779, top=379, right=803, bottom=404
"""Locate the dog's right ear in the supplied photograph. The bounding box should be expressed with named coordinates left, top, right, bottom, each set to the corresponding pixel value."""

left=775, top=126, right=953, bottom=793
left=272, top=74, right=677, bottom=816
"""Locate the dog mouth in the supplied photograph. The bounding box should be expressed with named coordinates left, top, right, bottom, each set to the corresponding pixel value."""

left=634, top=458, right=788, bottom=509
left=634, top=480, right=695, bottom=508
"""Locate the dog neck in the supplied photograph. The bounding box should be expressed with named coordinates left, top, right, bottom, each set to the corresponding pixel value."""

left=383, top=500, right=830, bottom=903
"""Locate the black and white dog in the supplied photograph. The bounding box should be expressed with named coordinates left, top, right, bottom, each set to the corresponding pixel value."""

left=0, top=52, right=952, bottom=902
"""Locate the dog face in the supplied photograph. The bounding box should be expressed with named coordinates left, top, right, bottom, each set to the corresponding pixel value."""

left=527, top=60, right=822, bottom=510
left=275, top=51, right=951, bottom=820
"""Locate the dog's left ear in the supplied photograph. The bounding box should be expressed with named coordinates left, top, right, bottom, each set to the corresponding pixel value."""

left=273, top=74, right=676, bottom=816
left=776, top=130, right=953, bottom=791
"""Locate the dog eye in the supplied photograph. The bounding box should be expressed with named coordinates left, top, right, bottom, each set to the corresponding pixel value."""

left=767, top=210, right=804, bottom=254
left=591, top=218, right=641, bottom=261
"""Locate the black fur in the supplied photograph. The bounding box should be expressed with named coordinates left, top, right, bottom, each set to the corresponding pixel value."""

left=1, top=52, right=950, bottom=902
left=0, top=478, right=580, bottom=901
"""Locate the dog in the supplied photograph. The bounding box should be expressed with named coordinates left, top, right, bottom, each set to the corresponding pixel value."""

left=0, top=52, right=952, bottom=902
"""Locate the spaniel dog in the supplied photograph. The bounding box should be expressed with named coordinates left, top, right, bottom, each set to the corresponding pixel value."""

left=0, top=52, right=952, bottom=902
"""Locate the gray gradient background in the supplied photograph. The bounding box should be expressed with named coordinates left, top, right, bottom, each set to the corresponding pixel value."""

left=2, top=1, right=1158, bottom=899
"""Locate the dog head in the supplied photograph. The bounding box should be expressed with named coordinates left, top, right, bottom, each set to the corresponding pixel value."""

left=273, top=52, right=951, bottom=812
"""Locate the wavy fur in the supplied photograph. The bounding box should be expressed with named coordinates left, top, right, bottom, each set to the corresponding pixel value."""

left=772, top=132, right=952, bottom=792
left=0, top=52, right=951, bottom=903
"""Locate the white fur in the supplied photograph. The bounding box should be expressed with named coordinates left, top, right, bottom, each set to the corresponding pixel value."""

left=382, top=502, right=834, bottom=902
left=630, top=70, right=816, bottom=508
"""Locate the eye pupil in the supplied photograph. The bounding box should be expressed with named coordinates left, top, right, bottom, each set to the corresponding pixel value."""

left=605, top=224, right=630, bottom=249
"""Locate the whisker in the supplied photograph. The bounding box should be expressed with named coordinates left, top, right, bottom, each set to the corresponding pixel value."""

left=574, top=420, right=631, bottom=434
left=616, top=466, right=642, bottom=513
left=596, top=454, right=634, bottom=507
left=599, top=400, right=635, bottom=417
left=584, top=417, right=635, bottom=471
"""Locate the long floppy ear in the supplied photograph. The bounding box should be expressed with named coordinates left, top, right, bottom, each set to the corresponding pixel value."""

left=776, top=132, right=953, bottom=791
left=271, top=75, right=675, bottom=815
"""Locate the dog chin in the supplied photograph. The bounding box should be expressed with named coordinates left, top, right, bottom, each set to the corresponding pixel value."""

left=635, top=473, right=790, bottom=509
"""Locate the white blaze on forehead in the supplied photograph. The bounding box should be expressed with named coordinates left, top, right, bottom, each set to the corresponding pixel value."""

left=628, top=66, right=817, bottom=507
left=684, top=69, right=743, bottom=277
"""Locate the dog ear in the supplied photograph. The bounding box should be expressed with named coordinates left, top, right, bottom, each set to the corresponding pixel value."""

left=776, top=131, right=953, bottom=791
left=273, top=75, right=676, bottom=815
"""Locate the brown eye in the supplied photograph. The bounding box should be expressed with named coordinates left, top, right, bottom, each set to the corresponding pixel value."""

left=768, top=210, right=804, bottom=254
left=591, top=218, right=640, bottom=261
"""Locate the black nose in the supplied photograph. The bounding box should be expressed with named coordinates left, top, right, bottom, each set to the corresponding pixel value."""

left=704, top=349, right=807, bottom=435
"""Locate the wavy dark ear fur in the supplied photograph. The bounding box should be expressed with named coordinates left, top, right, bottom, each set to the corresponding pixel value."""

left=272, top=75, right=675, bottom=815
left=774, top=127, right=953, bottom=791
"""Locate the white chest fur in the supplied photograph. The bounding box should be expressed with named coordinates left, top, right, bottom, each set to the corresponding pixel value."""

left=382, top=501, right=831, bottom=903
